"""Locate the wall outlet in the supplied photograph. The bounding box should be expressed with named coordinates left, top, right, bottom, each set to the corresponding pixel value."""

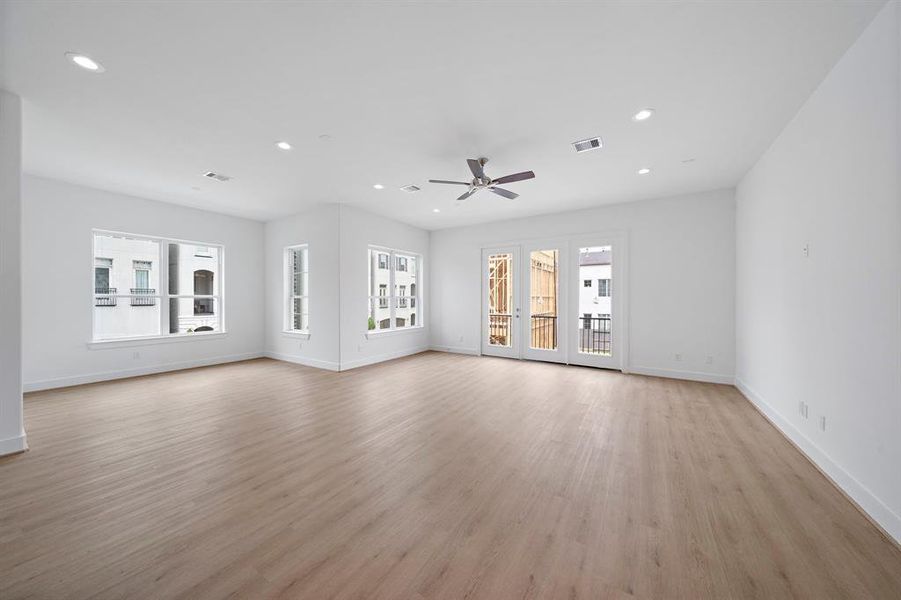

left=705, top=355, right=713, bottom=365
left=459, top=335, right=464, bottom=343
left=799, top=401, right=809, bottom=418
left=298, top=342, right=303, bottom=350
left=132, top=351, right=140, bottom=360
left=674, top=353, right=682, bottom=362
left=802, top=243, right=810, bottom=258
left=819, top=415, right=826, bottom=432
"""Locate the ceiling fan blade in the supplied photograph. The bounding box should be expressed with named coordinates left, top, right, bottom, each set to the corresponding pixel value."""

left=467, top=158, right=485, bottom=180
left=429, top=179, right=471, bottom=186
left=457, top=188, right=478, bottom=201
left=489, top=187, right=518, bottom=200
left=493, top=170, right=535, bottom=185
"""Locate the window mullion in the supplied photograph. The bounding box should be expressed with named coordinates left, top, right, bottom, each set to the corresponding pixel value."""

left=389, top=251, right=396, bottom=329
left=160, top=240, right=169, bottom=336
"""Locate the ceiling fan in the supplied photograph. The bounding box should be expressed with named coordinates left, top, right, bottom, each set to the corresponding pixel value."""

left=429, top=157, right=535, bottom=201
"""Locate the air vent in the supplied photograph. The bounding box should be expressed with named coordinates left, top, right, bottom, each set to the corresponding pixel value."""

left=203, top=171, right=231, bottom=182
left=400, top=184, right=421, bottom=193
left=572, top=136, right=603, bottom=153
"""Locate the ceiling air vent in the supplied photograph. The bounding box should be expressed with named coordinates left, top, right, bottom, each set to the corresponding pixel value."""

left=400, top=184, right=421, bottom=193
left=572, top=136, right=603, bottom=153
left=203, top=171, right=232, bottom=182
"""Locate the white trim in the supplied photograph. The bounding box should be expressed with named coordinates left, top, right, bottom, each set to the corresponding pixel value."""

left=23, top=352, right=262, bottom=392
left=264, top=351, right=339, bottom=372
left=338, top=346, right=429, bottom=371
left=628, top=365, right=734, bottom=385
left=429, top=345, right=480, bottom=356
left=281, top=330, right=311, bottom=340
left=735, top=377, right=901, bottom=545
left=365, top=325, right=425, bottom=339
left=0, top=433, right=28, bottom=456
left=87, top=331, right=228, bottom=349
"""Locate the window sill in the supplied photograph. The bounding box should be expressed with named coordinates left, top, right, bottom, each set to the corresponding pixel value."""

left=281, top=330, right=311, bottom=340
left=365, top=326, right=425, bottom=339
left=87, top=331, right=228, bottom=349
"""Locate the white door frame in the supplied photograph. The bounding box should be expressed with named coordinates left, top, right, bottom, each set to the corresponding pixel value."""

left=520, top=239, right=569, bottom=364
left=480, top=246, right=521, bottom=359
left=567, top=232, right=628, bottom=371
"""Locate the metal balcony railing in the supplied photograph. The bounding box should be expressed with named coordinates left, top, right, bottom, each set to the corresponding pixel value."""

left=489, top=313, right=512, bottom=346
left=531, top=314, right=557, bottom=350
left=95, top=287, right=117, bottom=307
left=130, top=288, right=156, bottom=306
left=580, top=316, right=611, bottom=355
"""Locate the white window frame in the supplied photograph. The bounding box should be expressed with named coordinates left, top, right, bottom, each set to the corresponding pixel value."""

left=367, top=246, right=423, bottom=337
left=283, top=244, right=310, bottom=337
left=89, top=229, right=225, bottom=345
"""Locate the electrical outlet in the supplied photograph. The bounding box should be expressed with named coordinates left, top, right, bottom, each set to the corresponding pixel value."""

left=802, top=243, right=810, bottom=258
left=132, top=351, right=140, bottom=360
left=819, top=416, right=826, bottom=432
left=674, top=353, right=682, bottom=362
left=799, top=401, right=809, bottom=418
left=705, top=356, right=713, bottom=365
left=458, top=335, right=464, bottom=342
left=298, top=342, right=303, bottom=350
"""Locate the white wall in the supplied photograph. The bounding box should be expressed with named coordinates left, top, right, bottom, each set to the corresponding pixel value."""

left=735, top=1, right=901, bottom=543
left=430, top=189, right=736, bottom=383
left=264, top=204, right=341, bottom=370
left=0, top=90, right=26, bottom=455
left=339, top=205, right=430, bottom=369
left=22, top=175, right=265, bottom=390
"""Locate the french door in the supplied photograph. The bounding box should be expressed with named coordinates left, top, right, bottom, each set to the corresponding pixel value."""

left=521, top=240, right=567, bottom=364
left=481, top=234, right=625, bottom=371
left=481, top=247, right=521, bottom=358
left=567, top=235, right=623, bottom=370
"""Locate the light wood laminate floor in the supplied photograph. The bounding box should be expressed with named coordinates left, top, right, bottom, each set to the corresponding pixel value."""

left=2, top=353, right=900, bottom=599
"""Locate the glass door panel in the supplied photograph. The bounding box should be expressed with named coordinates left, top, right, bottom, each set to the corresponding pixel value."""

left=522, top=243, right=566, bottom=363
left=569, top=239, right=622, bottom=370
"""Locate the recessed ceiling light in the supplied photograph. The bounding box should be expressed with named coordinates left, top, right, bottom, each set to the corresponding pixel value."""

left=432, top=208, right=441, bottom=213
left=65, top=52, right=104, bottom=72
left=637, top=167, right=651, bottom=175
left=275, top=141, right=292, bottom=151
left=632, top=108, right=655, bottom=122
left=373, top=184, right=384, bottom=190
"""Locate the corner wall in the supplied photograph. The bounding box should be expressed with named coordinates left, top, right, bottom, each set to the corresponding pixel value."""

left=735, top=1, right=901, bottom=542
left=264, top=204, right=341, bottom=370
left=0, top=90, right=26, bottom=455
left=21, top=176, right=266, bottom=390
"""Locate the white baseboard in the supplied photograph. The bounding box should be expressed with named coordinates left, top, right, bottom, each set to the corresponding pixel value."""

left=735, top=377, right=901, bottom=546
left=0, top=432, right=28, bottom=456
left=429, top=345, right=480, bottom=356
left=338, top=346, right=430, bottom=371
left=23, top=352, right=264, bottom=392
left=628, top=365, right=734, bottom=385
left=264, top=351, right=340, bottom=372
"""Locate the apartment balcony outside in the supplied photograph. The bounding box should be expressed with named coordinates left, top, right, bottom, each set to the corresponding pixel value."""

left=95, top=287, right=117, bottom=307
left=130, top=288, right=156, bottom=306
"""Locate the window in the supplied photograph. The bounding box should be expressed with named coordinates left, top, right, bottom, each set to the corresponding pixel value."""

left=284, top=245, right=309, bottom=332
left=368, top=247, right=422, bottom=332
left=583, top=279, right=592, bottom=287
left=92, top=231, right=223, bottom=341
left=598, top=278, right=611, bottom=297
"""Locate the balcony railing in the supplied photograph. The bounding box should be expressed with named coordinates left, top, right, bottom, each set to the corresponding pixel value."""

left=95, top=287, right=117, bottom=307
left=489, top=313, right=512, bottom=346
left=531, top=314, right=557, bottom=350
left=130, top=288, right=156, bottom=306
left=580, top=316, right=611, bottom=355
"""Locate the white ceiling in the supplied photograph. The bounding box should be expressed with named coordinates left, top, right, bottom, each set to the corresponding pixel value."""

left=0, top=1, right=884, bottom=229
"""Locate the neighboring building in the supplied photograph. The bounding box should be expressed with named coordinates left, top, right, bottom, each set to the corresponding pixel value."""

left=578, top=247, right=611, bottom=354
left=369, top=250, right=418, bottom=329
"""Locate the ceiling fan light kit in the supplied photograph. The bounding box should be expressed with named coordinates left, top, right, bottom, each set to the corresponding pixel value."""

left=428, top=157, right=535, bottom=201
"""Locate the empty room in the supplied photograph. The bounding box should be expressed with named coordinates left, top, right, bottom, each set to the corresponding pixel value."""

left=1, top=1, right=900, bottom=598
